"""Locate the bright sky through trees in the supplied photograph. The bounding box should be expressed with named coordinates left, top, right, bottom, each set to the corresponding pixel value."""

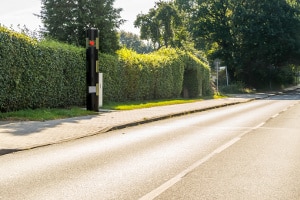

left=0, top=0, right=158, bottom=34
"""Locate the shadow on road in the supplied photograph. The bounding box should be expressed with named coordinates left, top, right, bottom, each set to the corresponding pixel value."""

left=0, top=115, right=99, bottom=136
left=233, top=89, right=300, bottom=101
left=0, top=148, right=21, bottom=155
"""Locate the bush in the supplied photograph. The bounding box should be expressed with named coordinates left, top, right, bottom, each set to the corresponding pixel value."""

left=219, top=82, right=246, bottom=94
left=0, top=26, right=85, bottom=112
left=113, top=48, right=212, bottom=101
left=115, top=48, right=184, bottom=100
left=181, top=52, right=212, bottom=98
left=0, top=26, right=212, bottom=111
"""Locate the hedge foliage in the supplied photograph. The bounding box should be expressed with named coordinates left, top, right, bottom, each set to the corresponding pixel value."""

left=0, top=27, right=85, bottom=112
left=0, top=26, right=211, bottom=112
left=104, top=48, right=212, bottom=101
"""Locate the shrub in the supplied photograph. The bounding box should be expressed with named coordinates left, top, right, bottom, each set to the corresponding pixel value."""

left=181, top=52, right=212, bottom=98
left=0, top=26, right=85, bottom=112
left=0, top=26, right=212, bottom=111
left=115, top=48, right=185, bottom=101
left=219, top=82, right=246, bottom=94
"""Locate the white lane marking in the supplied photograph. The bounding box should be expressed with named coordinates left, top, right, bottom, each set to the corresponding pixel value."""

left=253, top=122, right=265, bottom=130
left=214, top=137, right=241, bottom=154
left=140, top=120, right=270, bottom=200
left=140, top=114, right=288, bottom=200
left=236, top=122, right=265, bottom=139
left=272, top=113, right=279, bottom=118
left=139, top=137, right=241, bottom=200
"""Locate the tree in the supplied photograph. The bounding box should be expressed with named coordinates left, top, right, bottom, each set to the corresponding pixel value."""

left=175, top=0, right=196, bottom=12
left=119, top=31, right=153, bottom=53
left=134, top=1, right=186, bottom=50
left=39, top=0, right=124, bottom=53
left=232, top=0, right=300, bottom=87
left=190, top=0, right=300, bottom=87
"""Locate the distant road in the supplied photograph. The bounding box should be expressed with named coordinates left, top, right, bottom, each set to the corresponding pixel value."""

left=0, top=93, right=299, bottom=200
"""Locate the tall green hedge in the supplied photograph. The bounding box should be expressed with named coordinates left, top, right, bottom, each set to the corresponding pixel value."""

left=0, top=26, right=211, bottom=112
left=100, top=48, right=211, bottom=101
left=181, top=52, right=212, bottom=98
left=0, top=27, right=85, bottom=112
left=114, top=48, right=185, bottom=100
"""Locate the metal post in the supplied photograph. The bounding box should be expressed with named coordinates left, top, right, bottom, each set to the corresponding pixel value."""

left=86, top=28, right=99, bottom=111
left=98, top=73, right=103, bottom=108
left=216, top=61, right=219, bottom=94
left=214, top=59, right=221, bottom=94
left=225, top=66, right=229, bottom=86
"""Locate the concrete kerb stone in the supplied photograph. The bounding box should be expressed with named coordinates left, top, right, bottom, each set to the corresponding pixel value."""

left=0, top=95, right=271, bottom=156
left=0, top=126, right=112, bottom=156
left=36, top=99, right=252, bottom=149
left=107, top=99, right=253, bottom=132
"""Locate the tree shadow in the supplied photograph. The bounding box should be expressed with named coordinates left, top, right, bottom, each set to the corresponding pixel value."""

left=0, top=115, right=99, bottom=136
left=0, top=148, right=21, bottom=155
left=233, top=89, right=300, bottom=101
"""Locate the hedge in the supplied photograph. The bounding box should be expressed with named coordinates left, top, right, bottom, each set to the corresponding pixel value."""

left=181, top=52, right=212, bottom=98
left=101, top=48, right=211, bottom=101
left=0, top=26, right=212, bottom=112
left=0, top=27, right=85, bottom=112
left=114, top=48, right=185, bottom=100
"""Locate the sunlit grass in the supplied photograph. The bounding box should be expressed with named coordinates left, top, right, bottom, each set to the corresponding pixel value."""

left=0, top=94, right=225, bottom=121
left=103, top=99, right=199, bottom=110
left=0, top=107, right=96, bottom=121
left=213, top=93, right=227, bottom=99
left=102, top=95, right=225, bottom=110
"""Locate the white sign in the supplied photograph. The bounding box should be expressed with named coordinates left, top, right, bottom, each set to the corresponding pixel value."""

left=88, top=86, right=96, bottom=93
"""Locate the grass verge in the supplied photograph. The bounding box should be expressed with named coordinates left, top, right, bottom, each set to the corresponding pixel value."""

left=0, top=107, right=97, bottom=121
left=0, top=95, right=224, bottom=121
left=102, top=99, right=199, bottom=110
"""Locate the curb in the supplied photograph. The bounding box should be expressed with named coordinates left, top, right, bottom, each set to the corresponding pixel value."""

left=0, top=92, right=280, bottom=156
left=0, top=99, right=255, bottom=156
left=107, top=100, right=253, bottom=132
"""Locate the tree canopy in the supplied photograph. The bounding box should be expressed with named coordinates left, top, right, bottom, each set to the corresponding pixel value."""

left=39, top=0, right=124, bottom=53
left=38, top=0, right=300, bottom=88
left=119, top=31, right=153, bottom=53
left=131, top=0, right=299, bottom=88
left=189, top=0, right=300, bottom=87
left=134, top=1, right=191, bottom=50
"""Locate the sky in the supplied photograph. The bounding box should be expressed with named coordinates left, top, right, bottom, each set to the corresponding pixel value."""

left=0, top=0, right=157, bottom=35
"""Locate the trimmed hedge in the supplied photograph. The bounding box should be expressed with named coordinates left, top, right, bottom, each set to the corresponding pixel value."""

left=115, top=48, right=185, bottom=100
left=100, top=48, right=211, bottom=102
left=0, top=27, right=85, bottom=112
left=0, top=26, right=211, bottom=112
left=181, top=52, right=212, bottom=98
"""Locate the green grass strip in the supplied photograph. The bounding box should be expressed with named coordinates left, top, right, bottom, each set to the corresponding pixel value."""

left=0, top=95, right=225, bottom=121
left=103, top=99, right=199, bottom=110
left=0, top=107, right=96, bottom=121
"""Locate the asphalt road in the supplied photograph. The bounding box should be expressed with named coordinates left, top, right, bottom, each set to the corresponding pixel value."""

left=0, top=93, right=299, bottom=200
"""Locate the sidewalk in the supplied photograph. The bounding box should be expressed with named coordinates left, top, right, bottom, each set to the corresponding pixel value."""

left=0, top=93, right=282, bottom=156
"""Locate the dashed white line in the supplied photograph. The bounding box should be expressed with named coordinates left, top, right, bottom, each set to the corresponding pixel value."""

left=139, top=109, right=294, bottom=200
left=214, top=137, right=241, bottom=154
left=255, top=122, right=265, bottom=129
left=139, top=137, right=241, bottom=200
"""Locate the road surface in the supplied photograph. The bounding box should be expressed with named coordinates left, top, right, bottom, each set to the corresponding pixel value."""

left=0, top=93, right=299, bottom=200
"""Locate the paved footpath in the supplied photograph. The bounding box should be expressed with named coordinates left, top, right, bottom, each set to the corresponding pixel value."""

left=0, top=93, right=279, bottom=156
